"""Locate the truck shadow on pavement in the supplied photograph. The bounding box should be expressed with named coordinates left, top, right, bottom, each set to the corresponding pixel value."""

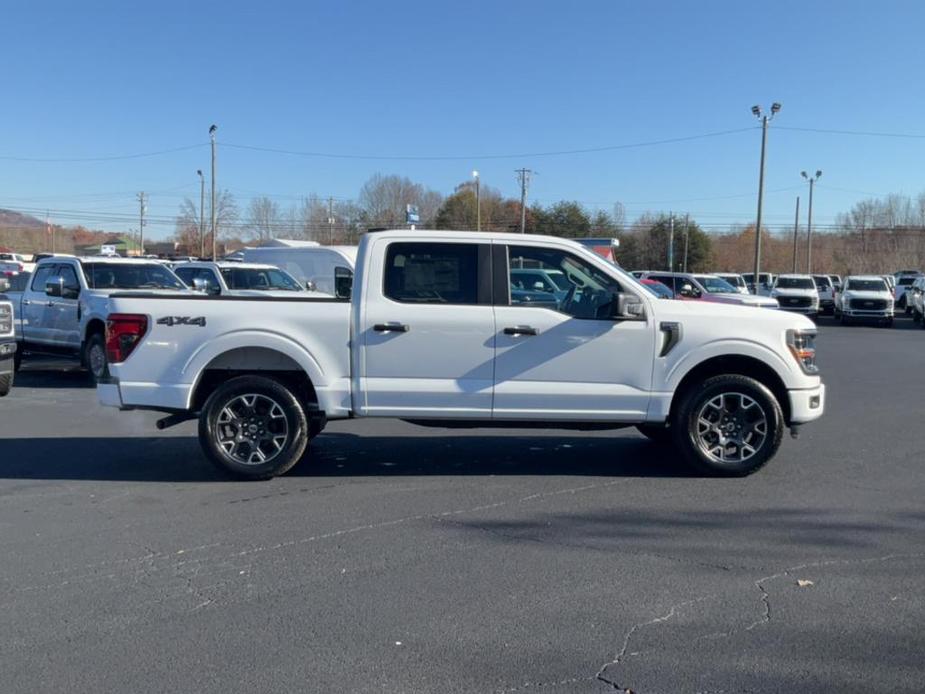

left=13, top=366, right=95, bottom=389
left=0, top=433, right=695, bottom=481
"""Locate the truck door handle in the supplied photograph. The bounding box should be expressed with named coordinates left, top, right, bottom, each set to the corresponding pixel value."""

left=22, top=299, right=31, bottom=306
left=504, top=325, right=538, bottom=336
left=46, top=301, right=55, bottom=307
left=373, top=323, right=410, bottom=333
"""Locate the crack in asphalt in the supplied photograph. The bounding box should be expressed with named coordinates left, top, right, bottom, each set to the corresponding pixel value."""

left=592, top=552, right=925, bottom=694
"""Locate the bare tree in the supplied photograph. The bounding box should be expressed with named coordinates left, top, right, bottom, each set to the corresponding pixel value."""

left=358, top=173, right=443, bottom=227
left=246, top=196, right=282, bottom=241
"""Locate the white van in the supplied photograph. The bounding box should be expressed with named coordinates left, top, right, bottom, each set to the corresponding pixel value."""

left=238, top=246, right=357, bottom=297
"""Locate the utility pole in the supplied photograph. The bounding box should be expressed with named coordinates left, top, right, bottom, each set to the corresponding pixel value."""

left=46, top=211, right=54, bottom=253
left=791, top=196, right=800, bottom=273
left=802, top=170, right=822, bottom=274
left=197, top=170, right=205, bottom=258
left=472, top=170, right=481, bottom=231
left=516, top=168, right=532, bottom=233
left=751, top=103, right=781, bottom=287
left=209, top=124, right=217, bottom=259
left=667, top=213, right=675, bottom=270
left=137, top=192, right=147, bottom=257
left=682, top=213, right=690, bottom=273
left=328, top=196, right=335, bottom=245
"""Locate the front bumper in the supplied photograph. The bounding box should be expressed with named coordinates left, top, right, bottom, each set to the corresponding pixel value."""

left=789, top=383, right=825, bottom=424
left=0, top=340, right=16, bottom=358
left=778, top=305, right=819, bottom=315
left=843, top=308, right=893, bottom=318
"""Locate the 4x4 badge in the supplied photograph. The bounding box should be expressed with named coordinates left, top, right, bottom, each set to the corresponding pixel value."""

left=156, top=316, right=206, bottom=327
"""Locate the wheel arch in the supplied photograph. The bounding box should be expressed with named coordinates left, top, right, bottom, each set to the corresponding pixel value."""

left=667, top=354, right=792, bottom=425
left=189, top=346, right=319, bottom=414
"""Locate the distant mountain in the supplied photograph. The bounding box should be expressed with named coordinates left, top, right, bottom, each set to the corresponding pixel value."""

left=0, top=208, right=44, bottom=229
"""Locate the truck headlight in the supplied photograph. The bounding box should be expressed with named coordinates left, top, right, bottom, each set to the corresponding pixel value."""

left=787, top=329, right=818, bottom=374
left=0, top=302, right=12, bottom=336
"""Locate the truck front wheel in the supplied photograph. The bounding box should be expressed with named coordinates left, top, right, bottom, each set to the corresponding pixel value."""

left=671, top=374, right=783, bottom=476
left=199, top=375, right=309, bottom=480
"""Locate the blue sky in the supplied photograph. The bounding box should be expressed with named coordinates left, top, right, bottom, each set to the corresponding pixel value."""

left=1, top=0, right=924, bottom=239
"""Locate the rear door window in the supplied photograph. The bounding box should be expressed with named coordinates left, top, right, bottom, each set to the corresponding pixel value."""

left=384, top=243, right=484, bottom=305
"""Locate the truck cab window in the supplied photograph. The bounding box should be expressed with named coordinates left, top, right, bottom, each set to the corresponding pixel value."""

left=384, top=242, right=481, bottom=305
left=507, top=246, right=622, bottom=319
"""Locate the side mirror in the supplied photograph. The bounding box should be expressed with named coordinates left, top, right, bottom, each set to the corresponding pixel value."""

left=334, top=267, right=353, bottom=299
left=533, top=281, right=545, bottom=291
left=0, top=278, right=9, bottom=292
left=679, top=283, right=695, bottom=297
left=192, top=278, right=220, bottom=295
left=305, top=280, right=317, bottom=292
left=613, top=292, right=646, bottom=320
left=45, top=277, right=64, bottom=298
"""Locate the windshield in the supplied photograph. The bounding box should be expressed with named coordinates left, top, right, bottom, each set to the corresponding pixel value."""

left=717, top=274, right=744, bottom=287
left=220, top=267, right=303, bottom=291
left=640, top=280, right=673, bottom=299
left=845, top=279, right=887, bottom=292
left=775, top=277, right=815, bottom=289
left=84, top=263, right=186, bottom=290
left=897, top=276, right=919, bottom=286
left=812, top=276, right=831, bottom=288
left=694, top=276, right=737, bottom=293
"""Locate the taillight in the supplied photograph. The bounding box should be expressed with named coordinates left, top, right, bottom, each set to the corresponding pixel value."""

left=106, top=313, right=148, bottom=363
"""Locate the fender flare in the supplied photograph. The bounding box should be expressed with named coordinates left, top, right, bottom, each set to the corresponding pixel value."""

left=183, top=329, right=327, bottom=407
left=663, top=337, right=799, bottom=393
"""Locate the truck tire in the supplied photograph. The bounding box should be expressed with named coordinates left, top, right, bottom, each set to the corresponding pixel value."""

left=636, top=424, right=674, bottom=446
left=199, top=375, right=309, bottom=480
left=671, top=374, right=783, bottom=477
left=85, top=333, right=109, bottom=384
left=13, top=350, right=22, bottom=372
left=0, top=366, right=12, bottom=397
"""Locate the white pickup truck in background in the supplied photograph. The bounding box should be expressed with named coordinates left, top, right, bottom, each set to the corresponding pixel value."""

left=99, top=230, right=826, bottom=479
left=172, top=261, right=311, bottom=297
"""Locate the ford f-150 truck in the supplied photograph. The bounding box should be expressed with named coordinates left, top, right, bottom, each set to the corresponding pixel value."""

left=99, top=230, right=826, bottom=479
left=10, top=255, right=188, bottom=381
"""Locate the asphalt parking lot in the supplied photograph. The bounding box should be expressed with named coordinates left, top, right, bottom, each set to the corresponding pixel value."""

left=1, top=316, right=923, bottom=693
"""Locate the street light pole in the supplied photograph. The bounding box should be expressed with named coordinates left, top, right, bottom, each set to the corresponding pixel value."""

left=791, top=196, right=800, bottom=273
left=209, top=124, right=217, bottom=260
left=472, top=170, right=480, bottom=231
left=802, top=170, right=822, bottom=274
left=197, top=170, right=205, bottom=258
left=751, top=103, right=780, bottom=290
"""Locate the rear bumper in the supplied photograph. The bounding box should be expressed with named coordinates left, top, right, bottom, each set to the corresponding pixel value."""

left=788, top=383, right=825, bottom=424
left=97, top=381, right=123, bottom=408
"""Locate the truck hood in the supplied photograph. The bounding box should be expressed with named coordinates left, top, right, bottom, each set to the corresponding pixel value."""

left=657, top=297, right=814, bottom=330
left=704, top=292, right=779, bottom=308
left=841, top=290, right=893, bottom=301
left=771, top=288, right=818, bottom=299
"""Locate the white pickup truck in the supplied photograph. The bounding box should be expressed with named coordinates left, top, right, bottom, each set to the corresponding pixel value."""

left=99, top=230, right=826, bottom=479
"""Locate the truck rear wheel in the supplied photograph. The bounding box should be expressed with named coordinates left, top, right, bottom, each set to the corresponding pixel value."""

left=199, top=375, right=309, bottom=480
left=85, top=333, right=109, bottom=384
left=671, top=374, right=783, bottom=476
left=0, top=364, right=12, bottom=397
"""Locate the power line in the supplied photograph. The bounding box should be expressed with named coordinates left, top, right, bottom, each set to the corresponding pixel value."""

left=777, top=125, right=925, bottom=139
left=0, top=144, right=206, bottom=163
left=221, top=128, right=757, bottom=161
